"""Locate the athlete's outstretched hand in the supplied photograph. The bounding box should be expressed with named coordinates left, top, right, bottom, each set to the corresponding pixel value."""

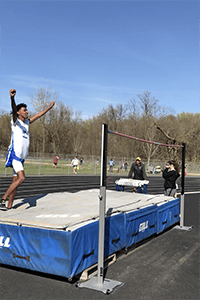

left=10, top=89, right=16, bottom=97
left=49, top=101, right=55, bottom=109
left=29, top=100, right=55, bottom=124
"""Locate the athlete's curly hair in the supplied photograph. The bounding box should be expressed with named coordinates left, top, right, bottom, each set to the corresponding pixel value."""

left=10, top=103, right=27, bottom=114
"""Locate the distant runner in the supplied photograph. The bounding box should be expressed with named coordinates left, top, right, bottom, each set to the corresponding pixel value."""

left=71, top=156, right=79, bottom=174
left=53, top=155, right=59, bottom=168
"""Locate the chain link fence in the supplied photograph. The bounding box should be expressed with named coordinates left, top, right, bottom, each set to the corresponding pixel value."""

left=0, top=151, right=199, bottom=176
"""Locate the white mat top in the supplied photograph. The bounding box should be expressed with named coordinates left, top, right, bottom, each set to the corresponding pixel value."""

left=0, top=189, right=175, bottom=231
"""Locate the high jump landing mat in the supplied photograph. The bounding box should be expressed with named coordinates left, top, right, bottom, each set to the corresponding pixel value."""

left=0, top=190, right=180, bottom=279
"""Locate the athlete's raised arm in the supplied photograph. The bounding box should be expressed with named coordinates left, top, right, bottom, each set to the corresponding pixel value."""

left=29, top=101, right=55, bottom=124
left=10, top=89, right=17, bottom=123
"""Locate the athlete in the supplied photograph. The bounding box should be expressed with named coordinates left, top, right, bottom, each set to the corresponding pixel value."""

left=71, top=156, right=79, bottom=174
left=0, top=89, right=55, bottom=210
left=53, top=155, right=59, bottom=168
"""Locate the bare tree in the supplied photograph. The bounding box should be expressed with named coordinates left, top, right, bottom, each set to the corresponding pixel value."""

left=0, top=113, right=11, bottom=151
left=98, top=104, right=128, bottom=157
left=154, top=120, right=179, bottom=159
left=137, top=91, right=159, bottom=117
left=29, top=87, right=73, bottom=155
left=71, top=110, right=83, bottom=156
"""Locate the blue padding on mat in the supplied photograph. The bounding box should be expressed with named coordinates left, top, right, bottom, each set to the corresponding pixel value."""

left=105, top=213, right=125, bottom=257
left=124, top=205, right=157, bottom=248
left=71, top=221, right=99, bottom=277
left=0, top=214, right=125, bottom=279
left=0, top=222, right=101, bottom=278
left=0, top=224, right=72, bottom=277
left=157, top=198, right=180, bottom=234
left=0, top=198, right=180, bottom=279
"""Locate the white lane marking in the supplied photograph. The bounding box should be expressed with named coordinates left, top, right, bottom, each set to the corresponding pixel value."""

left=35, top=214, right=80, bottom=218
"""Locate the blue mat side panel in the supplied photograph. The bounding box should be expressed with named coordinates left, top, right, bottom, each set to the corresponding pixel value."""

left=70, top=204, right=170, bottom=276
left=0, top=217, right=125, bottom=279
left=157, top=198, right=180, bottom=234
left=124, top=205, right=157, bottom=248
left=0, top=222, right=100, bottom=279
left=104, top=213, right=126, bottom=257
left=0, top=224, right=72, bottom=278
left=70, top=221, right=99, bottom=278
left=70, top=213, right=126, bottom=277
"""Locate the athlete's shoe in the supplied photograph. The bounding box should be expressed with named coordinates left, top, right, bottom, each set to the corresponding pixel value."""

left=0, top=199, right=7, bottom=211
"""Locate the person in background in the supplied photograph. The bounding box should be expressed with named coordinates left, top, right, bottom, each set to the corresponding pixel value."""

left=71, top=156, right=79, bottom=174
left=53, top=155, right=59, bottom=168
left=108, top=158, right=115, bottom=172
left=162, top=160, right=180, bottom=197
left=79, top=156, right=84, bottom=168
left=123, top=158, right=128, bottom=172
left=128, top=157, right=148, bottom=194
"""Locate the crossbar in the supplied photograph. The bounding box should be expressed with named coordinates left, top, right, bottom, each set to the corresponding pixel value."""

left=108, top=130, right=183, bottom=148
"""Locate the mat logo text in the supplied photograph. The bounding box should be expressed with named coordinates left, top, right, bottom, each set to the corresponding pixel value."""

left=139, top=221, right=148, bottom=232
left=0, top=236, right=11, bottom=248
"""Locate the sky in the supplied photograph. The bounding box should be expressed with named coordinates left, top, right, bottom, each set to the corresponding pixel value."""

left=0, top=0, right=199, bottom=119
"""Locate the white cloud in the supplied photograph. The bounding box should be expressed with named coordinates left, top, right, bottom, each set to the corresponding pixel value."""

left=3, top=74, right=143, bottom=95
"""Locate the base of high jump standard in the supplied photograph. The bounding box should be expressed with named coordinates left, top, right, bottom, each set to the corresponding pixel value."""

left=77, top=275, right=123, bottom=294
left=174, top=225, right=193, bottom=231
left=174, top=194, right=193, bottom=231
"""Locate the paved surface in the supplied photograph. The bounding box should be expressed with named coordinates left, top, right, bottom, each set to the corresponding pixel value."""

left=0, top=175, right=199, bottom=300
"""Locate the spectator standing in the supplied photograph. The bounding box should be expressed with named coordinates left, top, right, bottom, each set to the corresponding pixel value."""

left=123, top=159, right=128, bottom=172
left=79, top=156, right=84, bottom=168
left=162, top=160, right=180, bottom=197
left=128, top=157, right=148, bottom=194
left=108, top=159, right=115, bottom=172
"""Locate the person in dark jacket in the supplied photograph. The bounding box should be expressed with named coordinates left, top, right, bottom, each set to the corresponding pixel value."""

left=162, top=160, right=180, bottom=197
left=128, top=157, right=147, bottom=194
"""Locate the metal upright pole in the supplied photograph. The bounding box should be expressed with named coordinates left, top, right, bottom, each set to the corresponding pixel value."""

left=180, top=143, right=186, bottom=227
left=175, top=143, right=193, bottom=231
left=77, top=124, right=123, bottom=293
left=97, top=123, right=108, bottom=284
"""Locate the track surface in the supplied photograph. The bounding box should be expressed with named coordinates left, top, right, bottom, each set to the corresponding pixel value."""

left=0, top=174, right=200, bottom=199
left=0, top=175, right=199, bottom=300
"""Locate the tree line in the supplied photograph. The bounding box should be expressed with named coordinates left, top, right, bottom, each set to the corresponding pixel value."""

left=0, top=88, right=199, bottom=163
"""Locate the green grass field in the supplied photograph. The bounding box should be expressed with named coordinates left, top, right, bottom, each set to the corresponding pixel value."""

left=0, top=158, right=134, bottom=176
left=0, top=159, right=104, bottom=176
left=0, top=159, right=129, bottom=176
left=1, top=159, right=199, bottom=177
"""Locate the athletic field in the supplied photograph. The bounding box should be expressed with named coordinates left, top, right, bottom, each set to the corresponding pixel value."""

left=0, top=175, right=199, bottom=299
